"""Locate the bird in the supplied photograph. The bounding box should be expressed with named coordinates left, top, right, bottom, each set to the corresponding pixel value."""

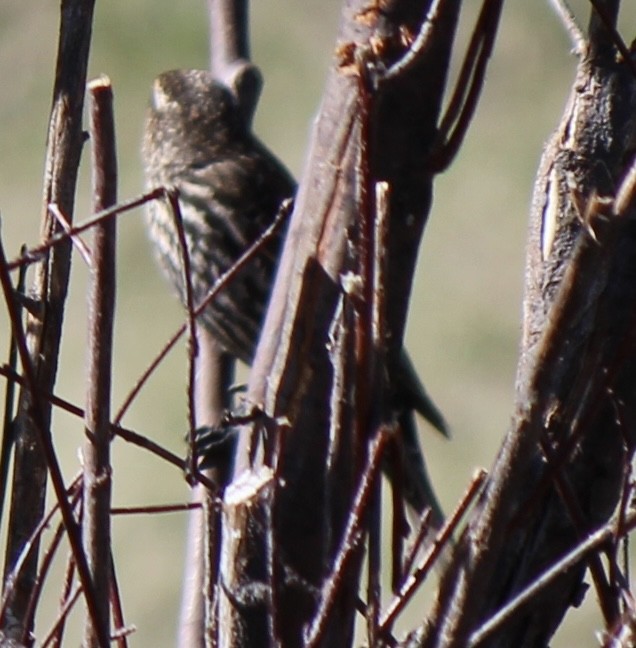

left=142, top=68, right=448, bottom=525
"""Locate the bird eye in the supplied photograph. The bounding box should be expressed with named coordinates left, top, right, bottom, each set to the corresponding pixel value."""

left=151, top=80, right=177, bottom=112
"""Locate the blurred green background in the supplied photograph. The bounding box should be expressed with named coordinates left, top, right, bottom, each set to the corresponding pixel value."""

left=0, top=0, right=634, bottom=645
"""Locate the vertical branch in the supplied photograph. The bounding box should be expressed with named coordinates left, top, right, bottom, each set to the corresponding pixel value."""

left=83, top=76, right=118, bottom=648
left=587, top=0, right=621, bottom=58
left=200, top=339, right=233, bottom=648
left=366, top=479, right=381, bottom=644
left=208, top=0, right=250, bottom=72
left=1, top=0, right=96, bottom=640
left=220, top=1, right=467, bottom=645
left=0, top=233, right=104, bottom=647
left=0, top=253, right=26, bottom=530
left=109, top=558, right=128, bottom=648
left=208, top=0, right=261, bottom=123
left=179, top=2, right=252, bottom=646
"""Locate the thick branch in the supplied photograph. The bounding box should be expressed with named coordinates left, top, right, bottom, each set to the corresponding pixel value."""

left=220, top=1, right=464, bottom=645
left=179, top=3, right=254, bottom=645
left=424, top=5, right=636, bottom=645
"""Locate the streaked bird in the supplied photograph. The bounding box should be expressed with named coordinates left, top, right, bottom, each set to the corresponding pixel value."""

left=142, top=68, right=447, bottom=523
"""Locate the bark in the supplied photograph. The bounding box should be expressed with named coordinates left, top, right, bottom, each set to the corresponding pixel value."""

left=1, top=0, right=99, bottom=643
left=424, top=3, right=636, bottom=646
left=218, top=1, right=466, bottom=645
left=83, top=77, right=117, bottom=648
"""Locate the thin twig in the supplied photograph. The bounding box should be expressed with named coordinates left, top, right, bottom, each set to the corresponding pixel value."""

left=0, top=247, right=26, bottom=529
left=0, top=475, right=81, bottom=623
left=0, top=364, right=216, bottom=489
left=41, top=586, right=83, bottom=648
left=390, top=460, right=407, bottom=592
left=50, top=548, right=77, bottom=648
left=49, top=204, right=93, bottom=267
left=165, top=191, right=199, bottom=478
left=109, top=555, right=129, bottom=648
left=0, top=236, right=106, bottom=643
left=304, top=426, right=392, bottom=648
left=6, top=189, right=164, bottom=272
left=548, top=0, right=587, bottom=55
left=399, top=508, right=434, bottom=588
left=23, top=484, right=83, bottom=644
left=587, top=0, right=636, bottom=78
left=114, top=198, right=290, bottom=424
left=469, top=509, right=636, bottom=647
left=379, top=469, right=487, bottom=635
left=366, top=477, right=381, bottom=645
left=111, top=502, right=201, bottom=516
left=380, top=0, right=445, bottom=84
left=429, top=0, right=505, bottom=172
left=7, top=187, right=161, bottom=272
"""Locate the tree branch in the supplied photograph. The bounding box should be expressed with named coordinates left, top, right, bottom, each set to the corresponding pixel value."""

left=83, top=76, right=118, bottom=648
left=1, top=0, right=98, bottom=642
left=220, top=1, right=470, bottom=645
left=424, top=3, right=636, bottom=644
